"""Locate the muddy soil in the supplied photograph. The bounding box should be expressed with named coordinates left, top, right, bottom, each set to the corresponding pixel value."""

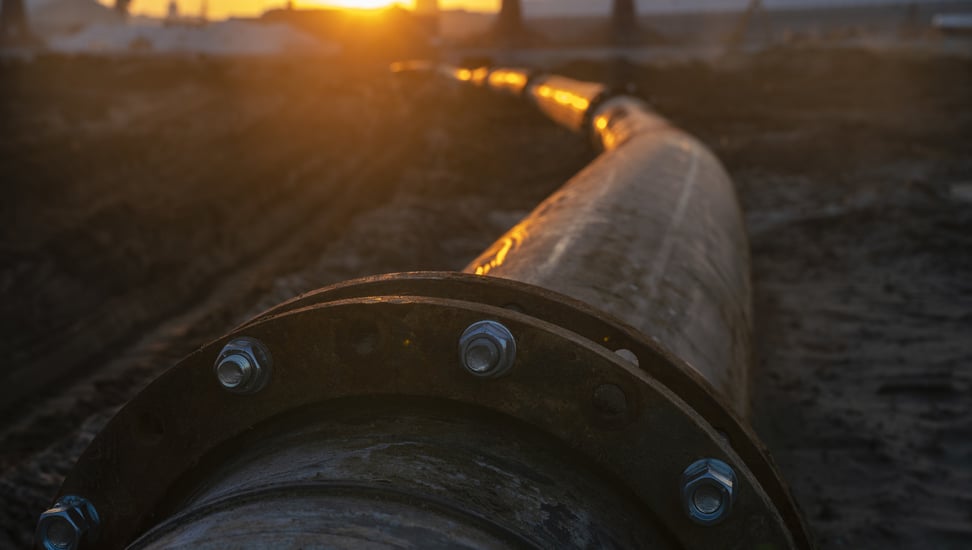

left=2, top=49, right=971, bottom=549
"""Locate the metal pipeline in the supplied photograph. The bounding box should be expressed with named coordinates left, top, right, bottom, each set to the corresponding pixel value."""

left=464, top=67, right=752, bottom=416
left=34, top=66, right=811, bottom=550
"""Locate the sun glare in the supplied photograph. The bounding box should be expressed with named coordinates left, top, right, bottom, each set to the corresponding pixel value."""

left=303, top=0, right=406, bottom=10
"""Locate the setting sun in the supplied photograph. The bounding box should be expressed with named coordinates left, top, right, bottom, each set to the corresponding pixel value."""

left=301, top=0, right=408, bottom=9
left=112, top=0, right=499, bottom=21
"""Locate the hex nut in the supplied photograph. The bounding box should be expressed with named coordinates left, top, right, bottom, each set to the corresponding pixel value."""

left=35, top=495, right=100, bottom=550
left=681, top=458, right=736, bottom=526
left=458, top=320, right=516, bottom=378
left=214, top=336, right=273, bottom=394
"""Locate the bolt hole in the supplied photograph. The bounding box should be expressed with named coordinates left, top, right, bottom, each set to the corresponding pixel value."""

left=592, top=383, right=628, bottom=419
left=336, top=318, right=383, bottom=360
left=614, top=348, right=639, bottom=367
left=353, top=333, right=378, bottom=356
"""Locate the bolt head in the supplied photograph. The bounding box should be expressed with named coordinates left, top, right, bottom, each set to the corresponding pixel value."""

left=214, top=337, right=272, bottom=394
left=458, top=320, right=516, bottom=378
left=36, top=496, right=99, bottom=550
left=216, top=354, right=253, bottom=389
left=681, top=458, right=736, bottom=526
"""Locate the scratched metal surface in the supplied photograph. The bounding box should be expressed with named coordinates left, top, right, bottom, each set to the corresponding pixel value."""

left=132, top=404, right=675, bottom=549
left=466, top=109, right=752, bottom=416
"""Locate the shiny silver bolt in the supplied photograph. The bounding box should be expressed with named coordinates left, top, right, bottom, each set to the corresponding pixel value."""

left=35, top=495, right=100, bottom=550
left=680, top=458, right=736, bottom=526
left=216, top=354, right=252, bottom=389
left=214, top=336, right=273, bottom=394
left=458, top=320, right=516, bottom=378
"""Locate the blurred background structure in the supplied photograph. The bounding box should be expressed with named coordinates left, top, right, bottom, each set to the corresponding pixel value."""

left=0, top=0, right=30, bottom=44
left=495, top=0, right=522, bottom=38
left=2, top=0, right=971, bottom=57
left=727, top=0, right=771, bottom=52
left=414, top=0, right=439, bottom=37
left=114, top=0, right=131, bottom=17
left=612, top=0, right=638, bottom=44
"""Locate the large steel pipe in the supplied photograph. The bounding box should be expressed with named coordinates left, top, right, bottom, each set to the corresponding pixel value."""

left=467, top=87, right=752, bottom=416
left=35, top=66, right=811, bottom=550
left=451, top=65, right=750, bottom=414
left=128, top=400, right=676, bottom=549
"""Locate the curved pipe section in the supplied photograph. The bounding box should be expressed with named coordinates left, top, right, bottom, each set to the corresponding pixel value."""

left=465, top=120, right=752, bottom=415
left=454, top=67, right=751, bottom=416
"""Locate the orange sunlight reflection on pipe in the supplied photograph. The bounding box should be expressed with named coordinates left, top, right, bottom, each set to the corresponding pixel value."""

left=535, top=84, right=590, bottom=111
left=489, top=70, right=527, bottom=89
left=474, top=226, right=528, bottom=276
left=471, top=67, right=491, bottom=85
left=594, top=114, right=618, bottom=149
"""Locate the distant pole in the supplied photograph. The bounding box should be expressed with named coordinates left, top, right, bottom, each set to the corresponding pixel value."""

left=726, top=0, right=769, bottom=53
left=0, top=0, right=30, bottom=42
left=496, top=0, right=523, bottom=38
left=166, top=0, right=179, bottom=25
left=899, top=2, right=920, bottom=39
left=612, top=0, right=637, bottom=45
left=115, top=0, right=132, bottom=17
left=415, top=0, right=440, bottom=42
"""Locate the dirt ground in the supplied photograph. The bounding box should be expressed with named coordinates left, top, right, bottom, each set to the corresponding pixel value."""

left=1, top=48, right=970, bottom=549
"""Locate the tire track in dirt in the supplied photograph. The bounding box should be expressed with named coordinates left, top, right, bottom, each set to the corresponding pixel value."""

left=0, top=89, right=436, bottom=550
left=0, top=63, right=422, bottom=453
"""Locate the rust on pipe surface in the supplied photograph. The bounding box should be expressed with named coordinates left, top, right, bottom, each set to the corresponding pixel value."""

left=466, top=74, right=752, bottom=416
left=58, top=281, right=803, bottom=549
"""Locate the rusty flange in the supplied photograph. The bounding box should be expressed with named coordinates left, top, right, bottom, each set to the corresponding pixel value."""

left=243, top=271, right=810, bottom=548
left=55, top=272, right=809, bottom=549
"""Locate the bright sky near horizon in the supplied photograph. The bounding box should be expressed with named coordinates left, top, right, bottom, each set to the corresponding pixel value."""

left=105, top=0, right=949, bottom=23
left=111, top=1, right=499, bottom=20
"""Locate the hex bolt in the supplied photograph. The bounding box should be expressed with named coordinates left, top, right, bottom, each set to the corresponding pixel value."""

left=214, top=336, right=273, bottom=394
left=592, top=383, right=628, bottom=418
left=680, top=458, right=737, bottom=526
left=458, top=320, right=516, bottom=378
left=35, top=495, right=100, bottom=550
left=216, top=354, right=252, bottom=389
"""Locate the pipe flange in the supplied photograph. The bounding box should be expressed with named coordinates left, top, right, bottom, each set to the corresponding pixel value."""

left=51, top=272, right=809, bottom=549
